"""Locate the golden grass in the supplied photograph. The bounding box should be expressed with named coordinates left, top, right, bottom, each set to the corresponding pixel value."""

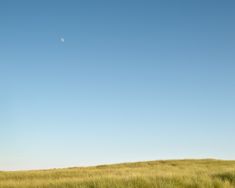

left=0, top=159, right=235, bottom=188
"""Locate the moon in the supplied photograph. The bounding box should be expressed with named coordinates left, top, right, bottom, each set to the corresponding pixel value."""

left=60, top=38, right=65, bottom=43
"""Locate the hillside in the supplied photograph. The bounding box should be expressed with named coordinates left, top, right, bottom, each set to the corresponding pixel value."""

left=0, top=159, right=235, bottom=188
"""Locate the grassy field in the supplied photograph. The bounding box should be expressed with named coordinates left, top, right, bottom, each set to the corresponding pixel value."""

left=0, top=159, right=235, bottom=188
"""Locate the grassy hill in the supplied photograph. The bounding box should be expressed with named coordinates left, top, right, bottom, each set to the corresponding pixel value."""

left=0, top=159, right=235, bottom=188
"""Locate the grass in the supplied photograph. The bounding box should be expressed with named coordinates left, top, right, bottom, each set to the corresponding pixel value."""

left=0, top=159, right=235, bottom=188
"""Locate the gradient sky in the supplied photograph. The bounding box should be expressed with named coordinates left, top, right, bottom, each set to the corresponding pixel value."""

left=1, top=0, right=235, bottom=170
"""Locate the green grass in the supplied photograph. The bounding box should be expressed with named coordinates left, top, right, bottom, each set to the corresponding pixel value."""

left=1, top=159, right=235, bottom=188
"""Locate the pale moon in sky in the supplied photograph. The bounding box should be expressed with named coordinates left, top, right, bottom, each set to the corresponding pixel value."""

left=60, top=38, right=65, bottom=42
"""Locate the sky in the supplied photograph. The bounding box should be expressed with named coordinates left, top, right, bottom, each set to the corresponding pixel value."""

left=0, top=0, right=235, bottom=171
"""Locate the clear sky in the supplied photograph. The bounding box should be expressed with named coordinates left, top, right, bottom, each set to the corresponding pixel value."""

left=1, top=0, right=235, bottom=170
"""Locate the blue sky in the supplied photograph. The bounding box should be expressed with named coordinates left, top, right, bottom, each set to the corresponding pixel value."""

left=0, top=0, right=235, bottom=170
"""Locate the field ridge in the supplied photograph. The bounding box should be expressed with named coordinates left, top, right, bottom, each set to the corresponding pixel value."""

left=1, top=159, right=235, bottom=188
